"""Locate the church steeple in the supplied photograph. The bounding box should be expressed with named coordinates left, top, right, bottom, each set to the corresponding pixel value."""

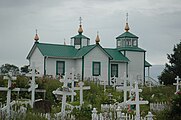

left=78, top=17, right=83, bottom=34
left=71, top=17, right=90, bottom=49
left=124, top=13, right=130, bottom=32
left=116, top=13, right=139, bottom=48
left=34, top=29, right=39, bottom=43
left=95, top=31, right=100, bottom=44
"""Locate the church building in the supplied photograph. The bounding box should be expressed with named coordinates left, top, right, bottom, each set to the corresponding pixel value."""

left=27, top=17, right=151, bottom=85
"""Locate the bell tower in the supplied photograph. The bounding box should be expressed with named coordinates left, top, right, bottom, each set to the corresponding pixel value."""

left=116, top=13, right=138, bottom=48
left=71, top=17, right=90, bottom=49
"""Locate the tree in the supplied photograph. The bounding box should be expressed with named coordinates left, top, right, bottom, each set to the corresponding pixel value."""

left=0, top=64, right=19, bottom=75
left=158, top=42, right=181, bottom=85
left=20, top=65, right=30, bottom=74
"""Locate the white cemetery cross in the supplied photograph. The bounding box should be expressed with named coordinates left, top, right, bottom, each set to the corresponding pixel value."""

left=126, top=81, right=149, bottom=120
left=74, top=81, right=90, bottom=106
left=26, top=62, right=40, bottom=108
left=173, top=76, right=181, bottom=94
left=117, top=76, right=132, bottom=103
left=70, top=68, right=78, bottom=102
left=53, top=73, right=76, bottom=119
left=2, top=72, right=17, bottom=119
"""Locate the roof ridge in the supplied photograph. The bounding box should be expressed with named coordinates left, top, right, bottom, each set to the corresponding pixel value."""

left=37, top=42, right=75, bottom=47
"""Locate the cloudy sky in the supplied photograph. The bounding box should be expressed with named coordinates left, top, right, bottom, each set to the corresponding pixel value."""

left=0, top=0, right=181, bottom=67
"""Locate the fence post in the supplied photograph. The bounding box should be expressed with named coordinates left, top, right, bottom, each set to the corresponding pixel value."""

left=146, top=111, right=154, bottom=120
left=92, top=108, right=98, bottom=120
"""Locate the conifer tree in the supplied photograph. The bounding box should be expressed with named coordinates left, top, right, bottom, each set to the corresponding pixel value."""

left=158, top=41, right=181, bottom=85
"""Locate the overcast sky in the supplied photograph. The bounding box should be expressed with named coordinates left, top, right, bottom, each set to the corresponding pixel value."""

left=0, top=0, right=181, bottom=67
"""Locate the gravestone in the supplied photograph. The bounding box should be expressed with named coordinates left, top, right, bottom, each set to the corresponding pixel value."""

left=34, top=100, right=51, bottom=113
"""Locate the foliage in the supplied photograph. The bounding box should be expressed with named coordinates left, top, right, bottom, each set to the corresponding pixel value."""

left=155, top=92, right=181, bottom=120
left=141, top=85, right=174, bottom=102
left=0, top=63, right=19, bottom=74
left=20, top=65, right=30, bottom=74
left=158, top=42, right=181, bottom=85
left=36, top=77, right=61, bottom=104
left=72, top=104, right=92, bottom=120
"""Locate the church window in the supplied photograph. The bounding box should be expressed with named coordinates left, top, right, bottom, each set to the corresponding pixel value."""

left=111, top=64, right=118, bottom=77
left=92, top=62, right=101, bottom=76
left=117, top=40, right=121, bottom=47
left=56, top=61, right=65, bottom=76
left=74, top=39, right=81, bottom=45
left=133, top=39, right=137, bottom=46
left=126, top=39, right=131, bottom=46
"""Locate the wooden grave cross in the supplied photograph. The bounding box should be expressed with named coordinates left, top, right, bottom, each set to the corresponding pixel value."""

left=1, top=72, right=17, bottom=119
left=117, top=76, right=132, bottom=103
left=74, top=81, right=90, bottom=106
left=173, top=76, right=181, bottom=94
left=69, top=68, right=79, bottom=102
left=26, top=62, right=41, bottom=108
left=126, top=81, right=148, bottom=120
left=53, top=73, right=76, bottom=119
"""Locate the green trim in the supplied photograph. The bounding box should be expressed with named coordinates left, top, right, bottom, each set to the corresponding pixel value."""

left=111, top=64, right=118, bottom=77
left=143, top=52, right=145, bottom=85
left=108, top=59, right=110, bottom=85
left=44, top=56, right=46, bottom=75
left=126, top=62, right=128, bottom=77
left=116, top=31, right=139, bottom=39
left=118, top=47, right=146, bottom=52
left=56, top=61, right=65, bottom=75
left=92, top=61, right=101, bottom=76
left=145, top=61, right=152, bottom=67
left=82, top=57, right=84, bottom=80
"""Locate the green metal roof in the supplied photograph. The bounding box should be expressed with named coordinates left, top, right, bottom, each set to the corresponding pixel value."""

left=145, top=60, right=152, bottom=67
left=105, top=48, right=129, bottom=62
left=71, top=34, right=90, bottom=40
left=116, top=31, right=138, bottom=39
left=36, top=43, right=78, bottom=58
left=75, top=44, right=96, bottom=57
left=117, top=46, right=146, bottom=52
left=27, top=43, right=113, bottom=59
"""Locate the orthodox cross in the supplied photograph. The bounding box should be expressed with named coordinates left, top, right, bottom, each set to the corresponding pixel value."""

left=26, top=62, right=40, bottom=108
left=173, top=76, right=181, bottom=94
left=79, top=17, right=82, bottom=25
left=74, top=81, right=90, bottom=106
left=1, top=72, right=17, bottom=119
left=53, top=73, right=76, bottom=119
left=126, top=81, right=148, bottom=120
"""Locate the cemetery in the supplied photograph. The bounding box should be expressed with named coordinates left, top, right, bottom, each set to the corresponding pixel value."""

left=0, top=64, right=180, bottom=120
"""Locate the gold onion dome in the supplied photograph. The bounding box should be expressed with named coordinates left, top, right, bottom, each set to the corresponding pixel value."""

left=78, top=25, right=83, bottom=34
left=34, top=29, right=39, bottom=42
left=125, top=22, right=130, bottom=32
left=95, top=33, right=100, bottom=44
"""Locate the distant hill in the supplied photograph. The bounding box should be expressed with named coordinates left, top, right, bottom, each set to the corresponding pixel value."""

left=145, top=65, right=165, bottom=82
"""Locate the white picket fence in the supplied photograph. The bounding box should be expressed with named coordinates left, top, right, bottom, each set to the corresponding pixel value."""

left=0, top=100, right=29, bottom=119
left=0, top=100, right=76, bottom=120
left=150, top=102, right=169, bottom=111
left=92, top=108, right=154, bottom=120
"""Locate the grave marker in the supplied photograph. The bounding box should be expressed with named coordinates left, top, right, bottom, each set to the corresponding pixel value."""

left=126, top=81, right=148, bottom=120
left=173, top=76, right=181, bottom=94
left=74, top=82, right=90, bottom=106
left=1, top=72, right=17, bottom=119
left=52, top=73, right=76, bottom=119
left=26, top=62, right=41, bottom=108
